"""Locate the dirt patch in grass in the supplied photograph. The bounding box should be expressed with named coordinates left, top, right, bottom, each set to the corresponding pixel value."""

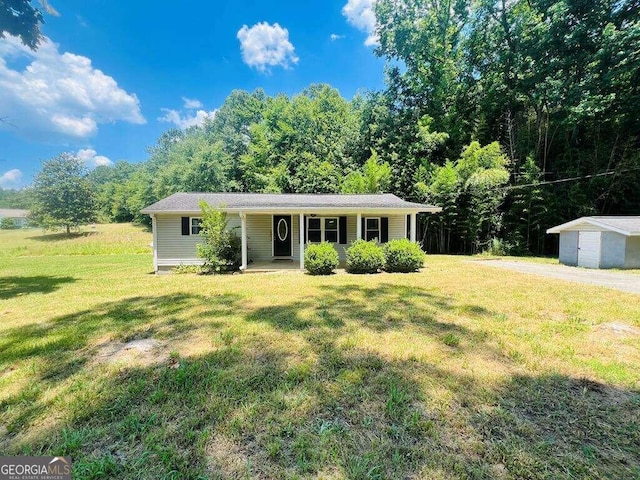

left=92, top=338, right=167, bottom=367
left=205, top=434, right=253, bottom=478
left=596, top=322, right=640, bottom=337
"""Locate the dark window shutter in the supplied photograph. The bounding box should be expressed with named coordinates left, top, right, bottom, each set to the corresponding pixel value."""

left=407, top=214, right=411, bottom=239
left=339, top=216, right=347, bottom=244
left=181, top=217, right=190, bottom=235
left=381, top=217, right=389, bottom=243
left=304, top=216, right=307, bottom=243
left=361, top=217, right=365, bottom=240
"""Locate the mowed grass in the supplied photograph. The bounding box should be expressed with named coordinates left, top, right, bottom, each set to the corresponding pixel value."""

left=1, top=225, right=639, bottom=479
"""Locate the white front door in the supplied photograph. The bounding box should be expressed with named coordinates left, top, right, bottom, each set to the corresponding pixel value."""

left=578, top=231, right=601, bottom=268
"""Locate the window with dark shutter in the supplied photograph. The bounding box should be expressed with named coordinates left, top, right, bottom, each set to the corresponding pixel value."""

left=339, top=216, right=347, bottom=244
left=364, top=217, right=380, bottom=241
left=381, top=217, right=389, bottom=243
left=181, top=217, right=190, bottom=235
left=307, top=217, right=322, bottom=242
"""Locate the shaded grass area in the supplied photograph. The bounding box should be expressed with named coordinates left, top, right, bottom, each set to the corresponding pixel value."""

left=0, top=275, right=76, bottom=300
left=0, top=227, right=639, bottom=478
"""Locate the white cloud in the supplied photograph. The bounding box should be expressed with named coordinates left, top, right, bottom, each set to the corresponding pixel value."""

left=76, top=148, right=112, bottom=168
left=342, top=0, right=379, bottom=46
left=330, top=34, right=345, bottom=41
left=237, top=22, right=298, bottom=72
left=183, top=97, right=203, bottom=109
left=0, top=169, right=23, bottom=189
left=0, top=35, right=145, bottom=140
left=159, top=108, right=216, bottom=130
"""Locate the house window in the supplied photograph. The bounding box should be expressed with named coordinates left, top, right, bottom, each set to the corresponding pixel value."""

left=308, top=218, right=322, bottom=242
left=365, top=217, right=380, bottom=241
left=191, top=217, right=202, bottom=235
left=307, top=217, right=339, bottom=243
left=324, top=218, right=338, bottom=243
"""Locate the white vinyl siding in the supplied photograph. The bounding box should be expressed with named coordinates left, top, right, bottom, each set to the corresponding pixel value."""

left=388, top=215, right=406, bottom=240
left=154, top=213, right=409, bottom=268
left=155, top=214, right=240, bottom=266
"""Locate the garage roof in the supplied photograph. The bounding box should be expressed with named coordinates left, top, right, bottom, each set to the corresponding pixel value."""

left=546, top=216, right=640, bottom=236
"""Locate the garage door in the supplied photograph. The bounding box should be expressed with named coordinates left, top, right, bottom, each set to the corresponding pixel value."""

left=578, top=231, right=601, bottom=268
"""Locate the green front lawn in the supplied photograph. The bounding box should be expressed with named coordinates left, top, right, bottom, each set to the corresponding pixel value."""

left=1, top=225, right=638, bottom=479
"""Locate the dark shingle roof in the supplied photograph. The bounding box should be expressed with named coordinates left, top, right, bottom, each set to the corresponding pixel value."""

left=141, top=193, right=439, bottom=214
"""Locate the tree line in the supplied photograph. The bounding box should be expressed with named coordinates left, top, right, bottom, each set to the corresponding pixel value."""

left=4, top=0, right=638, bottom=254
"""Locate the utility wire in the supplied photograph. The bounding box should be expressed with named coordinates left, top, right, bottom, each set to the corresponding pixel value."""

left=503, top=166, right=640, bottom=191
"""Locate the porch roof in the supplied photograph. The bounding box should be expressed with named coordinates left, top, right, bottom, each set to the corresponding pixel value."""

left=141, top=192, right=440, bottom=214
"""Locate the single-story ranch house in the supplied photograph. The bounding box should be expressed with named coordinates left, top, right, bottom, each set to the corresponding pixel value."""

left=0, top=209, right=29, bottom=228
left=547, top=216, right=640, bottom=269
left=141, top=193, right=441, bottom=272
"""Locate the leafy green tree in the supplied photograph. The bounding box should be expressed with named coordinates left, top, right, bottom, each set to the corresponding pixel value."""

left=88, top=161, right=138, bottom=222
left=456, top=142, right=510, bottom=252
left=30, top=153, right=96, bottom=233
left=240, top=85, right=360, bottom=193
left=0, top=0, right=51, bottom=50
left=417, top=161, right=459, bottom=253
left=419, top=142, right=509, bottom=253
left=0, top=187, right=34, bottom=209
left=341, top=150, right=391, bottom=194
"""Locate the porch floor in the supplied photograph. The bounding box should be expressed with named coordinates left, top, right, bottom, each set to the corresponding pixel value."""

left=243, top=260, right=303, bottom=273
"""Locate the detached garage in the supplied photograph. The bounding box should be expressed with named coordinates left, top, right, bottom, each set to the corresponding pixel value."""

left=547, top=216, right=640, bottom=269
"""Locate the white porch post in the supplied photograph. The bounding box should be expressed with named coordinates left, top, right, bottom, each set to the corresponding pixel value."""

left=240, top=212, right=248, bottom=270
left=356, top=212, right=362, bottom=240
left=410, top=212, right=417, bottom=242
left=299, top=213, right=305, bottom=270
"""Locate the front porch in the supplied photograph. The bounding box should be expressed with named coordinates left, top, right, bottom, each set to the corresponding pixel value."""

left=238, top=212, right=418, bottom=271
left=243, top=259, right=302, bottom=273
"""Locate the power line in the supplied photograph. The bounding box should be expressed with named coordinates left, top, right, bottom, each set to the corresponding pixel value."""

left=504, top=166, right=640, bottom=191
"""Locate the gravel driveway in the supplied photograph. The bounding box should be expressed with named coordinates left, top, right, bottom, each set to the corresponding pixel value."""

left=474, top=260, right=640, bottom=295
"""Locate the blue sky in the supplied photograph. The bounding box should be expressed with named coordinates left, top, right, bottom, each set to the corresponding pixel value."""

left=0, top=0, right=384, bottom=188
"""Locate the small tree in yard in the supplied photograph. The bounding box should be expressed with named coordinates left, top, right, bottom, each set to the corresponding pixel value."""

left=196, top=201, right=241, bottom=273
left=30, top=153, right=96, bottom=234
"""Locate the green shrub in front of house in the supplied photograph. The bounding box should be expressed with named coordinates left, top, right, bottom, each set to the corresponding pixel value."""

left=346, top=239, right=384, bottom=274
left=383, top=238, right=426, bottom=273
left=196, top=201, right=242, bottom=273
left=304, top=242, right=339, bottom=275
left=0, top=218, right=17, bottom=230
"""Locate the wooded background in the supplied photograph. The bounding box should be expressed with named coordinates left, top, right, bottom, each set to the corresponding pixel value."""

left=3, top=0, right=638, bottom=255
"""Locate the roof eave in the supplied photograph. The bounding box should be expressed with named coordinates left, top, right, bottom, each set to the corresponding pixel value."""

left=141, top=206, right=441, bottom=215
left=546, top=217, right=635, bottom=236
